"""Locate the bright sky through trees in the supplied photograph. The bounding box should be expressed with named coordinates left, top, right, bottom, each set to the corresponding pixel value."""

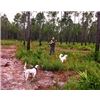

left=0, top=0, right=99, bottom=22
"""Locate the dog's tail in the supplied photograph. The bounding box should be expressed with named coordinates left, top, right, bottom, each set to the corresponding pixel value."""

left=24, top=62, right=27, bottom=70
left=64, top=54, right=68, bottom=58
left=59, top=54, right=63, bottom=59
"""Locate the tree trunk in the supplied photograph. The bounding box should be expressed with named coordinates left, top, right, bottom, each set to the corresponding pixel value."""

left=60, top=34, right=63, bottom=44
left=81, top=31, right=84, bottom=46
left=27, top=12, right=31, bottom=50
left=95, top=12, right=100, bottom=61
left=39, top=32, right=42, bottom=46
left=23, top=22, right=26, bottom=46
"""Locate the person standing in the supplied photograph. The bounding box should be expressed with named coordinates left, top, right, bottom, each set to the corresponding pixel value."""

left=49, top=37, right=56, bottom=55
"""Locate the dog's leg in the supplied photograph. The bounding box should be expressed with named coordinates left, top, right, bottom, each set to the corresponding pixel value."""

left=61, top=59, right=63, bottom=63
left=31, top=73, right=37, bottom=82
left=32, top=73, right=36, bottom=78
left=25, top=73, right=29, bottom=81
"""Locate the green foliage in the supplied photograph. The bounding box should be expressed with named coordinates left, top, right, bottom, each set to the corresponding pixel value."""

left=15, top=41, right=100, bottom=89
left=98, top=52, right=100, bottom=62
left=1, top=40, right=17, bottom=45
left=42, top=59, right=64, bottom=71
left=63, top=77, right=79, bottom=90
left=94, top=51, right=100, bottom=62
left=16, top=46, right=43, bottom=66
left=58, top=43, right=94, bottom=51
left=1, top=12, right=96, bottom=44
left=78, top=67, right=100, bottom=90
left=78, top=70, right=87, bottom=80
left=16, top=42, right=66, bottom=71
left=63, top=69, right=100, bottom=90
left=78, top=74, right=100, bottom=90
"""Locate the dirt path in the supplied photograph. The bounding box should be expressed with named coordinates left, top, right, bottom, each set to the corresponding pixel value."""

left=1, top=45, right=76, bottom=90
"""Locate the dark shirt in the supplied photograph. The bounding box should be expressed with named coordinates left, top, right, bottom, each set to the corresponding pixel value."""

left=49, top=39, right=56, bottom=47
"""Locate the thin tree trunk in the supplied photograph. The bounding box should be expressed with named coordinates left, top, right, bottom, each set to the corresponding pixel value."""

left=39, top=32, right=42, bottom=46
left=95, top=12, right=100, bottom=61
left=27, top=12, right=31, bottom=50
left=23, top=22, right=26, bottom=46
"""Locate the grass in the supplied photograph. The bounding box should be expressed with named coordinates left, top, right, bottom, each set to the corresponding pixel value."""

left=16, top=44, right=65, bottom=71
left=1, top=40, right=100, bottom=89
left=1, top=39, right=18, bottom=45
left=57, top=42, right=95, bottom=52
left=63, top=69, right=100, bottom=90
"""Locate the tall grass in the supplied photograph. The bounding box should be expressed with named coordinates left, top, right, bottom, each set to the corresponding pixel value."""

left=16, top=41, right=100, bottom=71
left=1, top=40, right=18, bottom=45
left=63, top=69, right=100, bottom=90
left=57, top=42, right=95, bottom=51
left=15, top=41, right=100, bottom=89
left=16, top=43, right=65, bottom=71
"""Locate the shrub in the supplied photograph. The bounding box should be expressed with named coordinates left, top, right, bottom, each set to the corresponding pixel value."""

left=42, top=59, right=64, bottom=71
left=16, top=45, right=65, bottom=71
left=63, top=77, right=79, bottom=90
left=1, top=40, right=17, bottom=45
left=16, top=46, right=43, bottom=66
left=16, top=47, right=27, bottom=59
left=94, top=51, right=100, bottom=62
left=79, top=45, right=92, bottom=51
left=66, top=60, right=86, bottom=72
left=63, top=70, right=100, bottom=90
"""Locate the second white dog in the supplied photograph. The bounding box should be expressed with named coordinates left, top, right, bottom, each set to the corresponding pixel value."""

left=24, top=62, right=39, bottom=80
left=59, top=54, right=68, bottom=63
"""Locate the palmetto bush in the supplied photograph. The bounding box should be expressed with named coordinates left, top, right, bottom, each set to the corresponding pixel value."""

left=63, top=69, right=100, bottom=90
left=41, top=59, right=64, bottom=71
left=16, top=46, right=65, bottom=71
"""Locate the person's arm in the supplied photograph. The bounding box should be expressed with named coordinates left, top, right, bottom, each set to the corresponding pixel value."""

left=49, top=40, right=53, bottom=44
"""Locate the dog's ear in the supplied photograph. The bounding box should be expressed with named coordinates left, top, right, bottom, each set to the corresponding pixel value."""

left=35, top=65, right=39, bottom=69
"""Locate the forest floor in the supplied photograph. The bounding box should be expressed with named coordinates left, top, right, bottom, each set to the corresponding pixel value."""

left=1, top=45, right=77, bottom=90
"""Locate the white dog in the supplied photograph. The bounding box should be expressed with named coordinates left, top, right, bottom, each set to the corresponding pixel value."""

left=59, top=54, right=68, bottom=63
left=24, top=62, right=39, bottom=80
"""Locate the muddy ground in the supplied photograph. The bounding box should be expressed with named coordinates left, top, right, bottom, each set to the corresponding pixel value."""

left=0, top=45, right=76, bottom=90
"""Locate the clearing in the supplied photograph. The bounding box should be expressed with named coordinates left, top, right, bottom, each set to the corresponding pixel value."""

left=1, top=45, right=76, bottom=90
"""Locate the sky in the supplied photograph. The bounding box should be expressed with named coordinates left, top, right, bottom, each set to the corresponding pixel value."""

left=0, top=0, right=100, bottom=22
